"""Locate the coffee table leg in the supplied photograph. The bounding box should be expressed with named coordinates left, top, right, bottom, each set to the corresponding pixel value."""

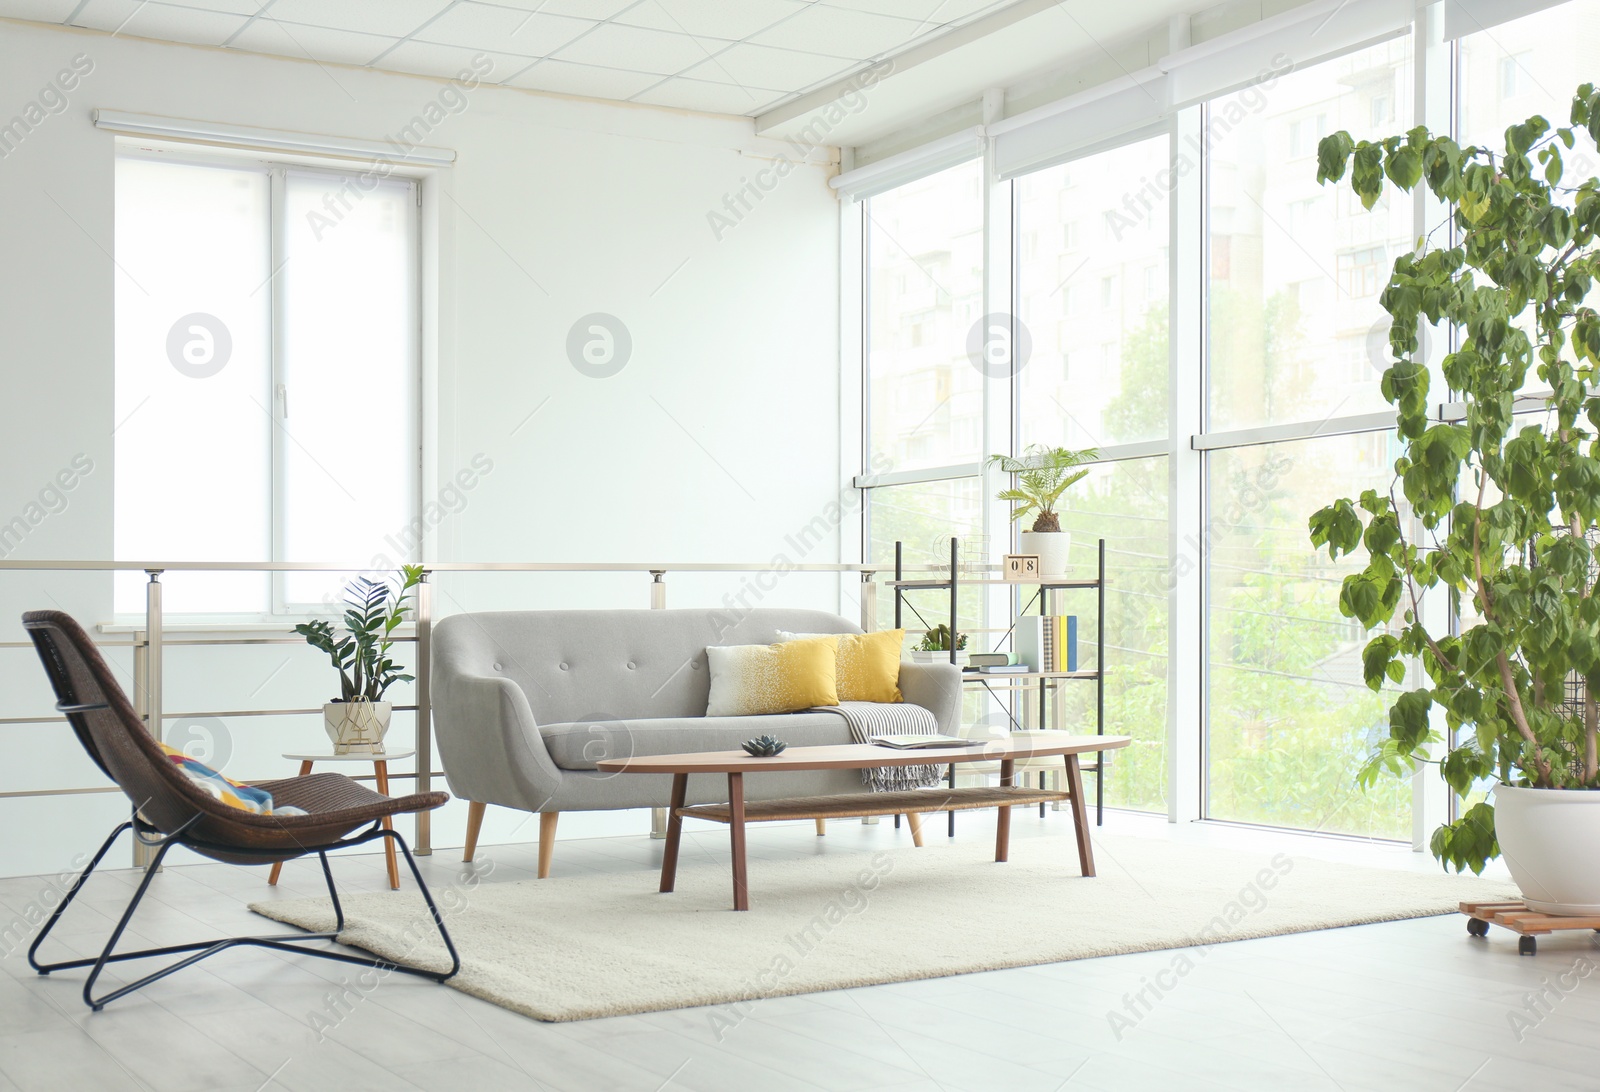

left=1065, top=754, right=1096, bottom=877
left=996, top=758, right=1014, bottom=863
left=267, top=760, right=314, bottom=886
left=659, top=773, right=688, bottom=894
left=373, top=760, right=400, bottom=891
left=728, top=772, right=749, bottom=911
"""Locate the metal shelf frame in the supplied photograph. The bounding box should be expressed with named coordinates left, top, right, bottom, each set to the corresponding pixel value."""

left=890, top=537, right=1108, bottom=830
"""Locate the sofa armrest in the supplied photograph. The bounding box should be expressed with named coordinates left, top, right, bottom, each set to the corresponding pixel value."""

left=432, top=668, right=562, bottom=811
left=896, top=660, right=962, bottom=734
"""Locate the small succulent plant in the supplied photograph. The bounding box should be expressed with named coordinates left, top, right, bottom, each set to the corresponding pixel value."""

left=741, top=735, right=787, bottom=758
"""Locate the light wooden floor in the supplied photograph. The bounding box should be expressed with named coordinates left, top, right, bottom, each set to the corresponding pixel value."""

left=0, top=808, right=1591, bottom=1092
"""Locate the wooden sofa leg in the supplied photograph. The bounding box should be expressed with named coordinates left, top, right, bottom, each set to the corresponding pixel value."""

left=463, top=801, right=486, bottom=863
left=815, top=818, right=826, bottom=836
left=905, top=812, right=925, bottom=848
left=538, top=812, right=559, bottom=878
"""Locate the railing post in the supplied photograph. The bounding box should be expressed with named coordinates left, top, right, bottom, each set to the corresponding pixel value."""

left=650, top=570, right=669, bottom=837
left=415, top=570, right=433, bottom=856
left=135, top=571, right=162, bottom=869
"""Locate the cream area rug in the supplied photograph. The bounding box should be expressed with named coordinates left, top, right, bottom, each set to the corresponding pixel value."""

left=249, top=833, right=1516, bottom=1023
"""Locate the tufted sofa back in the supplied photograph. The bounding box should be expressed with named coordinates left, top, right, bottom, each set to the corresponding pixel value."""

left=431, top=608, right=862, bottom=725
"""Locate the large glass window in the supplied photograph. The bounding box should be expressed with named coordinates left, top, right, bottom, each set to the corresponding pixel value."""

left=865, top=160, right=984, bottom=475
left=1016, top=137, right=1170, bottom=449
left=1207, top=37, right=1414, bottom=431
left=114, top=154, right=420, bottom=615
left=1204, top=432, right=1412, bottom=838
left=1054, top=457, right=1170, bottom=811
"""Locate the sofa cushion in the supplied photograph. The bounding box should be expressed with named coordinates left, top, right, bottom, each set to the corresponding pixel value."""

left=778, top=629, right=904, bottom=703
left=539, top=712, right=854, bottom=770
left=705, top=637, right=839, bottom=716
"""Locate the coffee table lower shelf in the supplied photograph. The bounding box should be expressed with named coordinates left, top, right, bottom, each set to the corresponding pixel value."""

left=663, top=781, right=1093, bottom=911
left=679, top=786, right=1071, bottom=826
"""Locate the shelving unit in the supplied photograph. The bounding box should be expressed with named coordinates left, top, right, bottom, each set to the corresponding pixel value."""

left=889, top=536, right=1107, bottom=829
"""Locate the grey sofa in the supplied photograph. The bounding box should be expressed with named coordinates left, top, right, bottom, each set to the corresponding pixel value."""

left=431, top=607, right=961, bottom=876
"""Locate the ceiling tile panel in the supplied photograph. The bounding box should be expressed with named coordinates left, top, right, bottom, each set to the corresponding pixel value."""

left=413, top=2, right=591, bottom=58
left=749, top=4, right=927, bottom=57
left=0, top=0, right=81, bottom=21
left=72, top=0, right=246, bottom=44
left=479, top=0, right=640, bottom=18
left=377, top=39, right=538, bottom=80
left=631, top=76, right=787, bottom=115
left=816, top=0, right=1002, bottom=24
left=552, top=21, right=728, bottom=76
left=262, top=0, right=453, bottom=39
left=683, top=42, right=855, bottom=90
left=614, top=0, right=807, bottom=41
left=227, top=18, right=397, bottom=66
left=505, top=58, right=661, bottom=99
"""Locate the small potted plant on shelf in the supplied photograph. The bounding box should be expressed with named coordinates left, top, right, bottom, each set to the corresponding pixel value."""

left=295, top=565, right=423, bottom=755
left=1307, top=87, right=1600, bottom=912
left=911, top=623, right=968, bottom=666
left=987, top=445, right=1098, bottom=577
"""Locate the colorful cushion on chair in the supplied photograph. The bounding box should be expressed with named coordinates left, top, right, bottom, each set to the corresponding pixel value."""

left=157, top=744, right=306, bottom=816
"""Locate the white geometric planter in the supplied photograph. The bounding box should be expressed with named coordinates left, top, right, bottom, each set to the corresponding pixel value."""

left=323, top=700, right=392, bottom=755
left=1492, top=783, right=1600, bottom=915
left=910, top=650, right=969, bottom=666
left=1020, top=530, right=1071, bottom=578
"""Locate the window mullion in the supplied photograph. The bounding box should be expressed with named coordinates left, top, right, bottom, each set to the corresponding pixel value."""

left=268, top=166, right=288, bottom=617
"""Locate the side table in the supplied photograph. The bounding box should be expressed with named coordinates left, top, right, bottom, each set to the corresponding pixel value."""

left=266, top=750, right=416, bottom=891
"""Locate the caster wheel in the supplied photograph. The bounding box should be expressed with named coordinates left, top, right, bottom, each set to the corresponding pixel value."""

left=1519, top=936, right=1537, bottom=956
left=1467, top=917, right=1489, bottom=937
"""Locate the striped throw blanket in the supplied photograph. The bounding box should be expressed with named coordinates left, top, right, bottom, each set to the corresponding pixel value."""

left=815, top=701, right=945, bottom=791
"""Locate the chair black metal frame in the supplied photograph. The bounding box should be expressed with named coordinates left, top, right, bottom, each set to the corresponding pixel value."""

left=30, top=801, right=461, bottom=1012
left=20, top=611, right=463, bottom=1012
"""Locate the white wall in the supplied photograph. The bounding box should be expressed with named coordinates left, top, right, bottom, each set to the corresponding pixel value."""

left=0, top=20, right=846, bottom=878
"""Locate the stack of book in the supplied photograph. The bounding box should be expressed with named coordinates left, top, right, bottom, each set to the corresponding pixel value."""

left=1015, top=615, right=1079, bottom=673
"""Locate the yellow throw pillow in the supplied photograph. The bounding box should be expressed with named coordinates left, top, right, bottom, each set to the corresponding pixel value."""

left=705, top=636, right=840, bottom=716
left=777, top=629, right=904, bottom=704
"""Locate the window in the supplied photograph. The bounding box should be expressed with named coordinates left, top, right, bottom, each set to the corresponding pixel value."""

left=1016, top=136, right=1170, bottom=452
left=865, top=160, right=984, bottom=475
left=1205, top=432, right=1412, bottom=839
left=1055, top=458, right=1169, bottom=811
left=1288, top=112, right=1327, bottom=157
left=114, top=154, right=420, bottom=615
left=1337, top=246, right=1387, bottom=298
left=1500, top=52, right=1532, bottom=99
left=1207, top=38, right=1413, bottom=431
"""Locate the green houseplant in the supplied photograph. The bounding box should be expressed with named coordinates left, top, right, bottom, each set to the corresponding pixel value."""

left=1307, top=86, right=1600, bottom=908
left=295, top=565, right=423, bottom=754
left=987, top=444, right=1099, bottom=576
left=911, top=623, right=968, bottom=665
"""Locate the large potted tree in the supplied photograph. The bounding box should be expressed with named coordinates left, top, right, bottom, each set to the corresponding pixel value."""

left=988, top=445, right=1099, bottom=576
left=295, top=566, right=423, bottom=755
left=1308, top=86, right=1600, bottom=911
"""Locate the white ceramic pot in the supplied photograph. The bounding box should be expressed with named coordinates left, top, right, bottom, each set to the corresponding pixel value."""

left=1020, top=530, right=1071, bottom=577
left=909, top=650, right=969, bottom=666
left=1492, top=784, right=1600, bottom=914
left=323, top=700, right=392, bottom=755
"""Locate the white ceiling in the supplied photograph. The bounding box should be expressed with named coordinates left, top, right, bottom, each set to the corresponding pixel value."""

left=0, top=0, right=1032, bottom=118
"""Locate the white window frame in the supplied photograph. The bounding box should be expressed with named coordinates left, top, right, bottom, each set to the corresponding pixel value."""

left=114, top=145, right=425, bottom=620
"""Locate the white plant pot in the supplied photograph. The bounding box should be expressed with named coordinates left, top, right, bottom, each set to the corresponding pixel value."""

left=323, top=700, right=392, bottom=755
left=910, top=650, right=969, bottom=666
left=1492, top=784, right=1600, bottom=914
left=1020, top=530, right=1071, bottom=577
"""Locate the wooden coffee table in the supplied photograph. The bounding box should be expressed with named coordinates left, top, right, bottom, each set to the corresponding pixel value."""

left=596, top=734, right=1131, bottom=910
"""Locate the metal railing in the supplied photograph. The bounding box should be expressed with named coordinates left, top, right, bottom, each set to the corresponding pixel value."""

left=0, top=560, right=884, bottom=864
